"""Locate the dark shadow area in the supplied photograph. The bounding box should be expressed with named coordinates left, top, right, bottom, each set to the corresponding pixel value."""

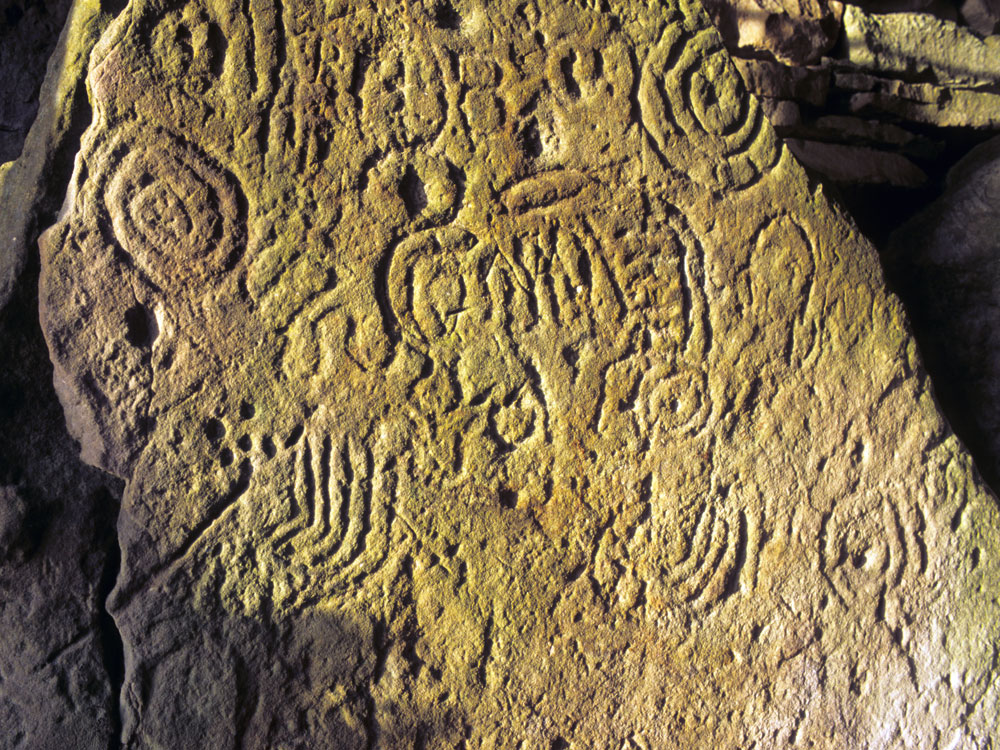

left=817, top=126, right=996, bottom=246
left=887, top=253, right=1000, bottom=491
left=97, top=504, right=125, bottom=749
left=0, top=0, right=75, bottom=163
left=111, top=575, right=467, bottom=748
left=0, top=2, right=133, bottom=740
left=0, top=253, right=124, bottom=749
left=879, top=137, right=1000, bottom=494
left=0, top=3, right=131, bottom=745
left=799, top=134, right=1000, bottom=496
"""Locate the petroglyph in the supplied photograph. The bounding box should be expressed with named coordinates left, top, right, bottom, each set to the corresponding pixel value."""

left=104, top=128, right=248, bottom=290
left=639, top=20, right=781, bottom=188
left=268, top=413, right=395, bottom=584
left=34, top=0, right=1000, bottom=746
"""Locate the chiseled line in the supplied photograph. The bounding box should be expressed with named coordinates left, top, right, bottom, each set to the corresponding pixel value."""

left=141, top=459, right=253, bottom=593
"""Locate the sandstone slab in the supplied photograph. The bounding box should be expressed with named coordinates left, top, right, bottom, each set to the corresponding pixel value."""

left=35, top=0, right=1000, bottom=747
left=0, top=265, right=122, bottom=750
left=786, top=137, right=928, bottom=185
left=850, top=87, right=1000, bottom=130
left=810, top=115, right=921, bottom=147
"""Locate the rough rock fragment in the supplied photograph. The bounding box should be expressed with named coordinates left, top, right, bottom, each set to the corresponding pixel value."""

left=36, top=0, right=1000, bottom=747
left=960, top=0, right=1000, bottom=35
left=786, top=137, right=928, bottom=185
left=843, top=5, right=1000, bottom=87
left=0, top=0, right=117, bottom=311
left=889, top=135, right=1000, bottom=489
left=733, top=57, right=831, bottom=105
left=850, top=87, right=1000, bottom=129
left=0, top=485, right=28, bottom=560
left=703, top=0, right=843, bottom=64
left=760, top=97, right=802, bottom=128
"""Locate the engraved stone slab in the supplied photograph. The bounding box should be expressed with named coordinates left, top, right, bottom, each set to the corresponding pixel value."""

left=38, top=0, right=1000, bottom=746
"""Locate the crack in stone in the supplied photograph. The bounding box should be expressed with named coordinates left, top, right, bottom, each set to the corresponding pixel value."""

left=96, top=488, right=125, bottom=750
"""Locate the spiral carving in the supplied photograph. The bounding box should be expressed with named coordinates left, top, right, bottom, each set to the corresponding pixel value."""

left=104, top=130, right=246, bottom=289
left=640, top=26, right=780, bottom=189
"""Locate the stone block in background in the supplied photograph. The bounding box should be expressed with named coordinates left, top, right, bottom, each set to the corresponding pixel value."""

left=847, top=0, right=935, bottom=12
left=959, top=0, right=1000, bottom=35
left=703, top=0, right=843, bottom=64
left=760, top=97, right=802, bottom=127
left=786, top=137, right=929, bottom=184
left=833, top=68, right=1000, bottom=128
left=733, top=57, right=831, bottom=105
left=811, top=114, right=921, bottom=147
left=850, top=87, right=1000, bottom=129
left=843, top=4, right=1000, bottom=87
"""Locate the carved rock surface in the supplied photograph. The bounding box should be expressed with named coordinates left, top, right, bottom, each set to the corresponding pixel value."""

left=37, top=0, right=1000, bottom=747
left=0, top=0, right=116, bottom=312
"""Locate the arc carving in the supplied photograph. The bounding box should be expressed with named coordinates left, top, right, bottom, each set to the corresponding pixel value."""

left=621, top=470, right=756, bottom=611
left=33, top=1, right=995, bottom=745
left=267, top=412, right=397, bottom=589
left=820, top=490, right=925, bottom=611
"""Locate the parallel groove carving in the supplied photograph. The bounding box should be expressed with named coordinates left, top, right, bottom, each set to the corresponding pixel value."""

left=270, top=415, right=394, bottom=581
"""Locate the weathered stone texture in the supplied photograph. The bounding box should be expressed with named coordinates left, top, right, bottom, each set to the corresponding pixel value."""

left=702, top=0, right=843, bottom=64
left=27, top=0, right=1000, bottom=747
left=960, top=0, right=1000, bottom=34
left=0, top=265, right=122, bottom=750
left=786, top=138, right=929, bottom=185
left=843, top=5, right=1000, bottom=88
left=0, top=0, right=117, bottom=314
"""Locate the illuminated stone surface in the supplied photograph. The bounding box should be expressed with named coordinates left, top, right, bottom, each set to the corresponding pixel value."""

left=36, top=0, right=1000, bottom=746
